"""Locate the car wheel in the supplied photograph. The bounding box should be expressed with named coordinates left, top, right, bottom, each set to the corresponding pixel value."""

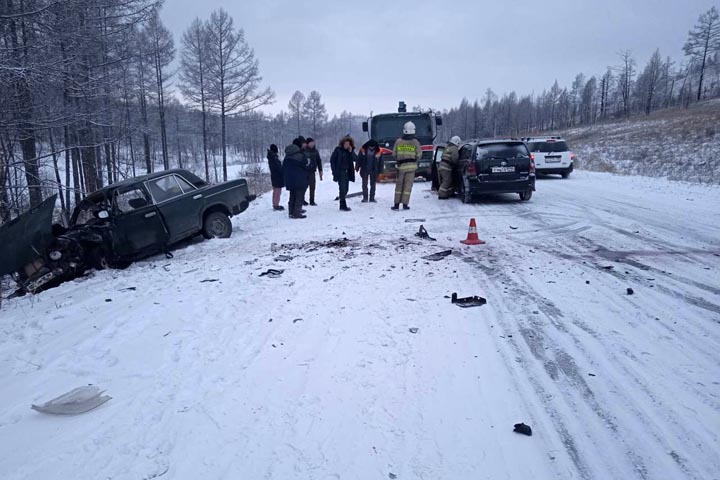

left=519, top=190, right=533, bottom=202
left=203, top=212, right=232, bottom=239
left=561, top=171, right=570, bottom=179
left=89, top=248, right=111, bottom=270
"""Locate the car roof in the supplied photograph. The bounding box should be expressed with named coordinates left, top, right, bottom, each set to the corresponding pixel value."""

left=90, top=169, right=191, bottom=196
left=464, top=139, right=528, bottom=145
left=520, top=136, right=566, bottom=142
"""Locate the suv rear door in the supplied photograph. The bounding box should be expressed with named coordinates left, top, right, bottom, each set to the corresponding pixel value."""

left=474, top=142, right=532, bottom=181
left=528, top=139, right=571, bottom=168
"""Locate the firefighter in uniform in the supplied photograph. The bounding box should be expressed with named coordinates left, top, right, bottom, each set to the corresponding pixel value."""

left=438, top=136, right=462, bottom=199
left=391, top=121, right=422, bottom=210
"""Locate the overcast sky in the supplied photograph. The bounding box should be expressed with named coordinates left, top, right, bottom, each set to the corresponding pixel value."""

left=161, top=0, right=714, bottom=117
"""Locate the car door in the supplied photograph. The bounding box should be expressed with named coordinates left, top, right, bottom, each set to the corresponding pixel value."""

left=111, top=185, right=168, bottom=259
left=431, top=146, right=444, bottom=190
left=147, top=174, right=204, bottom=243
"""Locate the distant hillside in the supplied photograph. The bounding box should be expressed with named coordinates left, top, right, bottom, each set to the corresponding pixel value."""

left=561, top=100, right=720, bottom=184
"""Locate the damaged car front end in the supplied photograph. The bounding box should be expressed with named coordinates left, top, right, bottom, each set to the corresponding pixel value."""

left=2, top=193, right=116, bottom=296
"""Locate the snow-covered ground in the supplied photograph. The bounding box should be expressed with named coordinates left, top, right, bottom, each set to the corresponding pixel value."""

left=1, top=172, right=719, bottom=480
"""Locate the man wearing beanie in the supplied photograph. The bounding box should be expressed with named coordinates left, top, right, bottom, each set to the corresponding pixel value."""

left=283, top=136, right=313, bottom=218
left=304, top=137, right=323, bottom=206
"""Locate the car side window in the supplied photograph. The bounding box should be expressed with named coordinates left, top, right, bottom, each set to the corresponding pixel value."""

left=459, top=145, right=473, bottom=160
left=149, top=176, right=184, bottom=203
left=114, top=187, right=150, bottom=213
left=174, top=175, right=196, bottom=193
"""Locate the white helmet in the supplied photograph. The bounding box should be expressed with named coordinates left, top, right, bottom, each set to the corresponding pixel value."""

left=449, top=136, right=461, bottom=146
left=403, top=121, right=416, bottom=135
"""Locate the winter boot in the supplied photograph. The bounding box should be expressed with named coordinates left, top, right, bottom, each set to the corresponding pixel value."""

left=361, top=197, right=368, bottom=203
left=273, top=205, right=285, bottom=211
left=391, top=204, right=400, bottom=211
left=403, top=204, right=410, bottom=210
left=370, top=197, right=377, bottom=203
left=340, top=200, right=352, bottom=212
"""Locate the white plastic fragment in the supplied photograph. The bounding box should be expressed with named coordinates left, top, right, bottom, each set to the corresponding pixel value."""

left=31, top=385, right=111, bottom=415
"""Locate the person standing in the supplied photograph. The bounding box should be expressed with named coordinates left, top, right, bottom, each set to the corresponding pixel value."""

left=356, top=139, right=382, bottom=203
left=267, top=144, right=285, bottom=211
left=438, top=136, right=462, bottom=200
left=391, top=121, right=422, bottom=210
left=305, top=138, right=323, bottom=206
left=330, top=135, right=357, bottom=212
left=283, top=136, right=312, bottom=219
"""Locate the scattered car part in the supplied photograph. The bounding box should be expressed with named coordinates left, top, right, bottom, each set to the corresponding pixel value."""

left=513, top=422, right=532, bottom=436
left=451, top=292, right=487, bottom=308
left=415, top=225, right=437, bottom=241
left=31, top=385, right=111, bottom=415
left=259, top=269, right=284, bottom=278
left=422, top=250, right=452, bottom=261
left=404, top=218, right=426, bottom=223
left=409, top=327, right=419, bottom=334
left=627, top=288, right=634, bottom=295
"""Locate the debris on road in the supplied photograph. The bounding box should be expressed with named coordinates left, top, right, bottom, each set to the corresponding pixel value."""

left=451, top=292, right=487, bottom=308
left=31, top=386, right=111, bottom=415
left=293, top=318, right=303, bottom=324
left=201, top=278, right=219, bottom=283
left=274, top=255, right=293, bottom=262
left=409, top=327, right=419, bottom=334
left=627, top=288, right=635, bottom=295
left=415, top=225, right=437, bottom=241
left=513, top=423, right=533, bottom=436
left=405, top=218, right=426, bottom=223
left=509, top=225, right=518, bottom=230
left=259, top=269, right=284, bottom=278
left=422, top=250, right=452, bottom=261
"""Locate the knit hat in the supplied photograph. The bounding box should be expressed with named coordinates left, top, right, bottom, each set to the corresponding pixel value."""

left=305, top=137, right=315, bottom=145
left=270, top=144, right=278, bottom=153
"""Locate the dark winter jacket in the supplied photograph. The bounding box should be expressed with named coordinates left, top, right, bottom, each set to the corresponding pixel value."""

left=330, top=144, right=357, bottom=183
left=305, top=147, right=323, bottom=173
left=283, top=144, right=313, bottom=191
left=357, top=141, right=383, bottom=176
left=267, top=149, right=284, bottom=188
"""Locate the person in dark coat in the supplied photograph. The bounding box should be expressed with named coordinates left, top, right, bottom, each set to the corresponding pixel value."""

left=330, top=135, right=357, bottom=212
left=304, top=138, right=323, bottom=206
left=356, top=139, right=382, bottom=203
left=283, top=136, right=313, bottom=219
left=267, top=144, right=284, bottom=211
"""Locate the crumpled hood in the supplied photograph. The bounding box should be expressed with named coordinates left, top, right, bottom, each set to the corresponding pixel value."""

left=0, top=194, right=57, bottom=276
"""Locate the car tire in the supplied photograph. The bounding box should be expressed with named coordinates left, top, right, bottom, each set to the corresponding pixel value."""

left=561, top=171, right=570, bottom=179
left=519, top=190, right=533, bottom=202
left=203, top=212, right=232, bottom=239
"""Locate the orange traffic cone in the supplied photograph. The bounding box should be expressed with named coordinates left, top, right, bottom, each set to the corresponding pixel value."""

left=461, top=218, right=486, bottom=245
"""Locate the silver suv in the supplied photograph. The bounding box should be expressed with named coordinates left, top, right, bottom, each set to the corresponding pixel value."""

left=524, top=136, right=574, bottom=178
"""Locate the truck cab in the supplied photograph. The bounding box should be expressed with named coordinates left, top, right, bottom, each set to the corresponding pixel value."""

left=362, top=101, right=442, bottom=181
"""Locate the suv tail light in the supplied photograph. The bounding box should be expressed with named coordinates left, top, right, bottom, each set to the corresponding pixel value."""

left=466, top=162, right=477, bottom=176
left=530, top=157, right=536, bottom=174
left=570, top=152, right=575, bottom=161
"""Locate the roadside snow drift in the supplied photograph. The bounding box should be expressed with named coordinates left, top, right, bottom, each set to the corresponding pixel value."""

left=1, top=171, right=719, bottom=480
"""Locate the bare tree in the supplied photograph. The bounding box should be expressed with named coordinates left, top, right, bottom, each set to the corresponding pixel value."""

left=302, top=90, right=327, bottom=138
left=684, top=6, right=720, bottom=101
left=205, top=8, right=274, bottom=181
left=288, top=90, right=305, bottom=136
left=146, top=9, right=175, bottom=170
left=179, top=18, right=211, bottom=180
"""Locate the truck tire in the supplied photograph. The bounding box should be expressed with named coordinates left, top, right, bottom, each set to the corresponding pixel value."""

left=203, top=212, right=232, bottom=239
left=519, top=190, right=533, bottom=202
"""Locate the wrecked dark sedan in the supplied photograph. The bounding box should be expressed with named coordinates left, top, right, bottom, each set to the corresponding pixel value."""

left=0, top=169, right=253, bottom=295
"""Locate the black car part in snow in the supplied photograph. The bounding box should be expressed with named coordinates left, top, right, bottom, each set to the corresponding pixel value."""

left=451, top=292, right=487, bottom=307
left=1, top=169, right=253, bottom=296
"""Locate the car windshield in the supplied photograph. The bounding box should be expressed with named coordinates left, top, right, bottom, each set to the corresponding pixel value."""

left=371, top=115, right=433, bottom=141
left=72, top=198, right=110, bottom=226
left=476, top=143, right=530, bottom=160
left=528, top=141, right=569, bottom=152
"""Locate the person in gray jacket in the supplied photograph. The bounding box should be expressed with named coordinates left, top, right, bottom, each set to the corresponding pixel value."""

left=356, top=139, right=382, bottom=203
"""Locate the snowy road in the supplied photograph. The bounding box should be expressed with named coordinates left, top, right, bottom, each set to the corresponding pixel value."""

left=1, top=171, right=719, bottom=480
